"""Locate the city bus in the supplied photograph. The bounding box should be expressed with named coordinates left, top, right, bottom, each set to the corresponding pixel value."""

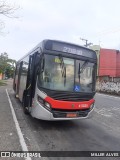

left=13, top=39, right=97, bottom=120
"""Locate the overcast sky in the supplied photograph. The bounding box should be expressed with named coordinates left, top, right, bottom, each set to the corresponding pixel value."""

left=0, top=0, right=120, bottom=60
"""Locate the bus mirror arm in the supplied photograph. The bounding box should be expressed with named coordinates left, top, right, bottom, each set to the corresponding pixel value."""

left=37, top=67, right=40, bottom=74
left=37, top=65, right=44, bottom=75
left=36, top=56, right=45, bottom=74
left=41, top=57, right=45, bottom=73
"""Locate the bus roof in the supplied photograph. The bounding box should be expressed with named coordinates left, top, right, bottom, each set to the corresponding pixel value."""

left=17, top=39, right=97, bottom=63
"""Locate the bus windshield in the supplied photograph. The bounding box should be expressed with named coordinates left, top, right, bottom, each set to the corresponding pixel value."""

left=38, top=54, right=95, bottom=93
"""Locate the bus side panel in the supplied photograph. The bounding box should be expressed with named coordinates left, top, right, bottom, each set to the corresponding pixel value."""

left=13, top=63, right=20, bottom=94
left=18, top=56, right=29, bottom=102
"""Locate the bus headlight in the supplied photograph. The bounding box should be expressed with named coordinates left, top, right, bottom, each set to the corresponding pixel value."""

left=37, top=95, right=44, bottom=105
left=37, top=95, right=51, bottom=111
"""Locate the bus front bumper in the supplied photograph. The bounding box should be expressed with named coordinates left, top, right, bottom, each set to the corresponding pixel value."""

left=31, top=102, right=95, bottom=121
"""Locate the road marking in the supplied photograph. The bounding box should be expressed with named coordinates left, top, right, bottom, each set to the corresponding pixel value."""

left=6, top=89, right=32, bottom=160
left=94, top=108, right=112, bottom=117
left=96, top=93, right=120, bottom=100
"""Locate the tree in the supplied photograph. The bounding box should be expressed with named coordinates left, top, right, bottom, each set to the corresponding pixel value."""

left=0, top=0, right=19, bottom=17
left=0, top=0, right=19, bottom=32
left=0, top=52, right=8, bottom=73
left=0, top=52, right=16, bottom=78
left=6, top=58, right=16, bottom=78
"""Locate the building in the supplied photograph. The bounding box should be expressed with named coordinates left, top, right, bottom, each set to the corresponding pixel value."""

left=90, top=46, right=120, bottom=80
left=99, top=48, right=118, bottom=77
left=90, top=45, right=100, bottom=76
left=116, top=50, right=120, bottom=77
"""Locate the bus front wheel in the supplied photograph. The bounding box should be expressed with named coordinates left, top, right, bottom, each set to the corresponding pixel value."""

left=22, top=93, right=30, bottom=115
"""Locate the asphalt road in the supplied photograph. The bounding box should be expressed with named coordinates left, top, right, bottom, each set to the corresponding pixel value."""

left=0, top=80, right=120, bottom=160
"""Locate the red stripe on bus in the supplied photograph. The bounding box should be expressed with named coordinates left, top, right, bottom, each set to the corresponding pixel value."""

left=45, top=96, right=94, bottom=110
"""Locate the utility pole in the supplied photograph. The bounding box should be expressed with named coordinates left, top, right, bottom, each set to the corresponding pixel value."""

left=80, top=38, right=93, bottom=47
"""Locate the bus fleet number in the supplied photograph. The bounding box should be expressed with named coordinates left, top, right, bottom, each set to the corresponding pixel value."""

left=63, top=47, right=83, bottom=55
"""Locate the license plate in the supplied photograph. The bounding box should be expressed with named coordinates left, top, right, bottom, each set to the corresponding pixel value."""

left=66, top=113, right=77, bottom=118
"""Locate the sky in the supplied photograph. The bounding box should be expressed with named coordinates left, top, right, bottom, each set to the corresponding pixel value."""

left=0, top=0, right=120, bottom=60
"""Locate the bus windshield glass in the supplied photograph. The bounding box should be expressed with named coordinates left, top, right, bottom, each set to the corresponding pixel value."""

left=38, top=54, right=95, bottom=92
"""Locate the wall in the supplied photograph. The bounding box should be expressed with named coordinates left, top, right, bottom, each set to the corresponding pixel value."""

left=0, top=73, right=2, bottom=80
left=96, top=77, right=120, bottom=95
left=90, top=47, right=120, bottom=95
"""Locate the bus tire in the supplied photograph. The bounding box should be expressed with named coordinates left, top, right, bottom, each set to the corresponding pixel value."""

left=14, top=85, right=19, bottom=99
left=15, top=94, right=19, bottom=99
left=22, top=94, right=30, bottom=115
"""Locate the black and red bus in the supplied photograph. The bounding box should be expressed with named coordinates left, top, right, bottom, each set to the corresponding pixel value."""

left=13, top=39, right=97, bottom=120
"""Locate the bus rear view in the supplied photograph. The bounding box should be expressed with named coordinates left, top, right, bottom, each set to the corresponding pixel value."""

left=13, top=40, right=97, bottom=120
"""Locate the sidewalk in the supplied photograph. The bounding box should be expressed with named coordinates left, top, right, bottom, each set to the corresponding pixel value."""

left=0, top=81, right=22, bottom=158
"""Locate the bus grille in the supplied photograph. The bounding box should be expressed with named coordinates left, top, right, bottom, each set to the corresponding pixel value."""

left=52, top=109, right=90, bottom=118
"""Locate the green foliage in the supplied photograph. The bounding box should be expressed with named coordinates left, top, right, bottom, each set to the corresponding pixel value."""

left=0, top=80, right=7, bottom=86
left=0, top=52, right=8, bottom=73
left=0, top=52, right=16, bottom=78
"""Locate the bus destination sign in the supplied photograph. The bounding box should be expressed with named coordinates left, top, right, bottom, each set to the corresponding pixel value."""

left=52, top=42, right=83, bottom=56
left=45, top=40, right=97, bottom=59
left=63, top=47, right=82, bottom=55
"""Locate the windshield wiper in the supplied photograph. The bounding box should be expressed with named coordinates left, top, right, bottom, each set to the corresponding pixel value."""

left=80, top=61, right=88, bottom=73
left=64, top=66, right=66, bottom=86
left=59, top=54, right=66, bottom=86
left=78, top=61, right=88, bottom=83
left=78, top=63, right=80, bottom=83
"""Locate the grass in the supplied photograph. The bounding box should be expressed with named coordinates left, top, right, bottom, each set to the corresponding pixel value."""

left=0, top=80, right=7, bottom=86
